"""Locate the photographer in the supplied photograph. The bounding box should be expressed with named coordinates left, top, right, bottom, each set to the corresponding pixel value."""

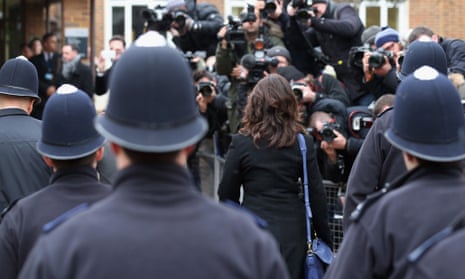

left=193, top=70, right=228, bottom=198
left=277, top=65, right=351, bottom=124
left=309, top=110, right=351, bottom=183
left=360, top=27, right=403, bottom=102
left=166, top=0, right=223, bottom=57
left=286, top=0, right=365, bottom=104
left=216, top=3, right=284, bottom=132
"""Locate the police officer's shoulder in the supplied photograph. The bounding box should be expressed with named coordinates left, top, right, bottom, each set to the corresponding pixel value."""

left=376, top=106, right=394, bottom=119
left=222, top=200, right=268, bottom=229
left=350, top=168, right=414, bottom=223
left=42, top=203, right=89, bottom=234
left=0, top=197, right=22, bottom=222
left=408, top=212, right=465, bottom=263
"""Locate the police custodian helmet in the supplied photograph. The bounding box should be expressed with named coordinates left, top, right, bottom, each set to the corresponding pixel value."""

left=385, top=66, right=465, bottom=162
left=95, top=33, right=207, bottom=152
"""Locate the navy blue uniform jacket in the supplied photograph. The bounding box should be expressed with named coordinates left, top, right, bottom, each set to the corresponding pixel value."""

left=0, top=166, right=111, bottom=278
left=19, top=162, right=289, bottom=279
left=326, top=165, right=465, bottom=279
left=0, top=108, right=51, bottom=210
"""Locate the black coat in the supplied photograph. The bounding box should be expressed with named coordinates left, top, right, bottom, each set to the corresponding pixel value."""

left=19, top=162, right=289, bottom=279
left=55, top=61, right=94, bottom=98
left=218, top=134, right=331, bottom=279
left=343, top=108, right=406, bottom=230
left=173, top=3, right=224, bottom=57
left=326, top=165, right=465, bottom=279
left=303, top=2, right=365, bottom=101
left=29, top=53, right=61, bottom=119
left=440, top=37, right=465, bottom=75
left=94, top=66, right=113, bottom=96
left=0, top=166, right=111, bottom=278
left=0, top=108, right=51, bottom=211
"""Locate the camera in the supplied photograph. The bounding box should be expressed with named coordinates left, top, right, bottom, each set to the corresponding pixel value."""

left=172, top=10, right=188, bottom=29
left=141, top=5, right=172, bottom=33
left=348, top=46, right=370, bottom=69
left=309, top=122, right=340, bottom=142
left=296, top=7, right=318, bottom=21
left=291, top=81, right=306, bottom=102
left=196, top=81, right=215, bottom=97
left=224, top=15, right=247, bottom=58
left=240, top=40, right=279, bottom=85
left=240, top=5, right=257, bottom=23
left=264, top=0, right=277, bottom=15
left=368, top=48, right=395, bottom=69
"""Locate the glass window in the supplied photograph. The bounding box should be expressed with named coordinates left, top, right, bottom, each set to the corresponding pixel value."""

left=388, top=7, right=399, bottom=30
left=112, top=6, right=124, bottom=36
left=132, top=5, right=148, bottom=41
left=366, top=6, right=380, bottom=27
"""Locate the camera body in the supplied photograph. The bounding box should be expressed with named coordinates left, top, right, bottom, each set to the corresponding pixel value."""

left=196, top=81, right=215, bottom=97
left=225, top=15, right=247, bottom=58
left=348, top=46, right=395, bottom=69
left=172, top=10, right=188, bottom=29
left=309, top=122, right=340, bottom=143
left=348, top=46, right=370, bottom=69
left=368, top=48, right=395, bottom=69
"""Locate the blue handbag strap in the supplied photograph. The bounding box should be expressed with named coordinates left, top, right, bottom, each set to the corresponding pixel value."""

left=297, top=133, right=313, bottom=244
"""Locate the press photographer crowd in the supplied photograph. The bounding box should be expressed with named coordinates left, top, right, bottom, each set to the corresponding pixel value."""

left=2, top=0, right=465, bottom=278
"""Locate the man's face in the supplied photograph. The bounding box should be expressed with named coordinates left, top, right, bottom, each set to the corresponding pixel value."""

left=312, top=3, right=327, bottom=18
left=380, top=41, right=402, bottom=54
left=109, top=40, right=125, bottom=61
left=43, top=36, right=58, bottom=52
left=61, top=45, right=77, bottom=62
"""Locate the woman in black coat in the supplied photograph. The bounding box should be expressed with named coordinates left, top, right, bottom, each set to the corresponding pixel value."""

left=218, top=74, right=331, bottom=279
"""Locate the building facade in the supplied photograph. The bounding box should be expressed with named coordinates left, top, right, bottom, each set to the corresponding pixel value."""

left=0, top=0, right=464, bottom=65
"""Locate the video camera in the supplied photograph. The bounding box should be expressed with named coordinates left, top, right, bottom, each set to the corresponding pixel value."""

left=196, top=81, right=215, bottom=97
left=240, top=38, right=279, bottom=85
left=224, top=15, right=247, bottom=58
left=141, top=5, right=172, bottom=33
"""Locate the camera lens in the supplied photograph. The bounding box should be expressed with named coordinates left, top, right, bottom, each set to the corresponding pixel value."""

left=368, top=52, right=385, bottom=68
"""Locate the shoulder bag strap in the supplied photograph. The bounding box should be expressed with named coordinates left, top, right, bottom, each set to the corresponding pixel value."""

left=297, top=133, right=313, bottom=244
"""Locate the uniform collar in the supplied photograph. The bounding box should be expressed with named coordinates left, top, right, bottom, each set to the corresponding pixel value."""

left=50, top=165, right=99, bottom=185
left=0, top=107, right=29, bottom=117
left=112, top=162, right=197, bottom=194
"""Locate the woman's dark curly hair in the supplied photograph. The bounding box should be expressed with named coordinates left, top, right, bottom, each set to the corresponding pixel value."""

left=240, top=74, right=307, bottom=148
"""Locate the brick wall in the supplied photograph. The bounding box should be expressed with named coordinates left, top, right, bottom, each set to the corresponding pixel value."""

left=408, top=0, right=465, bottom=39
left=24, top=3, right=46, bottom=43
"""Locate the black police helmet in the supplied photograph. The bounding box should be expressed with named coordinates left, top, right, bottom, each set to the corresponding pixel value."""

left=37, top=84, right=105, bottom=160
left=386, top=66, right=465, bottom=162
left=95, top=36, right=207, bottom=153
left=0, top=56, right=41, bottom=102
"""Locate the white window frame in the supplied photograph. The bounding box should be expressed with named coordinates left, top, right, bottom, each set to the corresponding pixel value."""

left=358, top=0, right=409, bottom=35
left=105, top=0, right=165, bottom=47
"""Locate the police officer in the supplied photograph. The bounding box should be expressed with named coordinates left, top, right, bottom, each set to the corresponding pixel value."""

left=19, top=36, right=289, bottom=279
left=0, top=84, right=111, bottom=278
left=0, top=56, right=51, bottom=212
left=325, top=66, right=465, bottom=278
left=343, top=40, right=450, bottom=230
